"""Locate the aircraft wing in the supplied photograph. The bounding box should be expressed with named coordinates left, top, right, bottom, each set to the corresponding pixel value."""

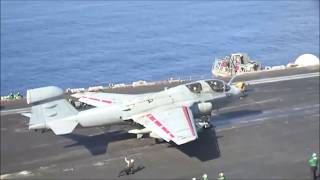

left=132, top=106, right=198, bottom=145
left=72, top=92, right=136, bottom=107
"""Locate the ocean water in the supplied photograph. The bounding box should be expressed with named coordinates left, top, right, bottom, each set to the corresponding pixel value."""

left=1, top=1, right=319, bottom=95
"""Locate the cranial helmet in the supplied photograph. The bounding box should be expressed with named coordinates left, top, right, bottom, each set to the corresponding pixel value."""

left=312, top=153, right=317, bottom=158
left=219, top=172, right=224, bottom=177
left=131, top=159, right=135, bottom=163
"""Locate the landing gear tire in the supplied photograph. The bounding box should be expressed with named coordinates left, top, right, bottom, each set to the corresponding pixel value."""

left=203, top=122, right=213, bottom=130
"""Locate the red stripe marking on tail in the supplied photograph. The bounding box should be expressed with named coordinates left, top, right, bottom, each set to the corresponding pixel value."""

left=182, top=106, right=195, bottom=136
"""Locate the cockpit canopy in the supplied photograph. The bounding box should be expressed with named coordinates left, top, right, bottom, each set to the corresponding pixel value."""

left=186, top=82, right=202, bottom=93
left=186, top=80, right=231, bottom=93
left=205, top=80, right=231, bottom=92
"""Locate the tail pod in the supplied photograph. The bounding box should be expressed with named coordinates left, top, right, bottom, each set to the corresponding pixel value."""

left=26, top=86, right=79, bottom=135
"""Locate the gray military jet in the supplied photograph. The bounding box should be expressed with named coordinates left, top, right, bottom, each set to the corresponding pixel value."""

left=25, top=78, right=241, bottom=145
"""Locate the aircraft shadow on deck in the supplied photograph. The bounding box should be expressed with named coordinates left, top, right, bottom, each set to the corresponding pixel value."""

left=61, top=110, right=260, bottom=157
left=62, top=130, right=135, bottom=155
left=168, top=127, right=222, bottom=162
left=62, top=126, right=221, bottom=160
left=171, top=109, right=263, bottom=161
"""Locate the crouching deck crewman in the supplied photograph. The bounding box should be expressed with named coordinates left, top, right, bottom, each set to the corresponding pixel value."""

left=118, top=156, right=135, bottom=177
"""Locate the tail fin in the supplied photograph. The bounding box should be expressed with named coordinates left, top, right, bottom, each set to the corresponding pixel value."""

left=26, top=86, right=79, bottom=135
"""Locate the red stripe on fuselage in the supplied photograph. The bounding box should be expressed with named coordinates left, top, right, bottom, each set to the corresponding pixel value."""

left=101, top=100, right=112, bottom=104
left=82, top=96, right=113, bottom=104
left=154, top=120, right=162, bottom=127
left=162, top=127, right=170, bottom=134
left=88, top=97, right=99, bottom=101
left=182, top=106, right=195, bottom=137
left=146, top=114, right=156, bottom=121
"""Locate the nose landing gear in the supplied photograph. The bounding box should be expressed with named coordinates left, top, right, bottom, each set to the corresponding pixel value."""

left=196, top=116, right=213, bottom=130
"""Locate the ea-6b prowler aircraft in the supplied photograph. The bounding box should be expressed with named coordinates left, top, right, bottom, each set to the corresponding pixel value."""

left=25, top=78, right=242, bottom=145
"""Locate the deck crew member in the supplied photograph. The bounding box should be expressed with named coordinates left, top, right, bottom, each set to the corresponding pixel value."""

left=125, top=156, right=135, bottom=175
left=202, top=173, right=208, bottom=180
left=218, top=172, right=225, bottom=180
left=308, top=153, right=318, bottom=180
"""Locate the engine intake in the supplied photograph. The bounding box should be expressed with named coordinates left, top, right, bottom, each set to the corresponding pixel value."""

left=197, top=102, right=213, bottom=114
left=191, top=102, right=213, bottom=118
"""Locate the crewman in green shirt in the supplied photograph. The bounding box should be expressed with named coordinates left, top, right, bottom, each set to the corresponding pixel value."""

left=9, top=93, right=14, bottom=99
left=308, top=153, right=318, bottom=180
left=202, top=173, right=208, bottom=180
left=14, top=92, right=22, bottom=99
left=217, top=172, right=225, bottom=180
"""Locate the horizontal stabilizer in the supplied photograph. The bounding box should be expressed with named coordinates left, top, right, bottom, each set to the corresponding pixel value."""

left=47, top=117, right=78, bottom=135
left=21, top=113, right=31, bottom=118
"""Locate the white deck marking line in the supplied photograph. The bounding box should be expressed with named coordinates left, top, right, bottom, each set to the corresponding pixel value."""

left=63, top=168, right=74, bottom=172
left=242, top=72, right=319, bottom=85
left=0, top=107, right=31, bottom=115
left=0, top=170, right=34, bottom=179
